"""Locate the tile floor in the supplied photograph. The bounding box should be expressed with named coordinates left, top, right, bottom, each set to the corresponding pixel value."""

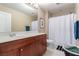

left=43, top=48, right=65, bottom=56
left=43, top=42, right=65, bottom=56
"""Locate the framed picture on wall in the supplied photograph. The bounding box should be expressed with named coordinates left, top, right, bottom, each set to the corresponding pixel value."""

left=39, top=18, right=45, bottom=29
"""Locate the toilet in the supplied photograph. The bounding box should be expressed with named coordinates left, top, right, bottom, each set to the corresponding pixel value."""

left=47, top=39, right=57, bottom=49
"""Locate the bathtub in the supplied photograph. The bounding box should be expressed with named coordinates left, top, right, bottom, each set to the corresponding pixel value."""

left=63, top=46, right=79, bottom=56
left=0, top=31, right=45, bottom=43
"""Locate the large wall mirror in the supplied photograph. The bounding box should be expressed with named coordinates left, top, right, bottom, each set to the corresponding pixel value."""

left=0, top=3, right=38, bottom=32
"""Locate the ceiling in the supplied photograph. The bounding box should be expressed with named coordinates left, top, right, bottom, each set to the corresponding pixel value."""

left=39, top=3, right=76, bottom=14
left=0, top=3, right=37, bottom=16
left=0, top=3, right=76, bottom=16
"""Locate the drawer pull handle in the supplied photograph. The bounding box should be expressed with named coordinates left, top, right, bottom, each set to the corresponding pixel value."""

left=20, top=49, right=23, bottom=51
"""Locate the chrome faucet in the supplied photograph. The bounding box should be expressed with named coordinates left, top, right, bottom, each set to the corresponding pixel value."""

left=9, top=33, right=16, bottom=37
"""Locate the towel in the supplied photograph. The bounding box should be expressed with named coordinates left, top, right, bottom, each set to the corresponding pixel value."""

left=74, top=21, right=79, bottom=39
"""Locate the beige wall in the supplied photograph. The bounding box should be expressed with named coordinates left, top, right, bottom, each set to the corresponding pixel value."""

left=0, top=5, right=35, bottom=32
left=38, top=6, right=49, bottom=34
left=44, top=10, right=48, bottom=34
left=75, top=4, right=79, bottom=19
left=38, top=6, right=45, bottom=33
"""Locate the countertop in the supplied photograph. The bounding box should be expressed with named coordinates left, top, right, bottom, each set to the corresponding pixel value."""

left=0, top=31, right=45, bottom=43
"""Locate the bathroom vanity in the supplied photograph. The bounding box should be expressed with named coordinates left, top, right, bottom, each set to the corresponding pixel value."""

left=0, top=32, right=47, bottom=56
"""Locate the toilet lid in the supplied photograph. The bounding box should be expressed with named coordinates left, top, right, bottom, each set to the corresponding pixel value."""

left=47, top=40, right=54, bottom=43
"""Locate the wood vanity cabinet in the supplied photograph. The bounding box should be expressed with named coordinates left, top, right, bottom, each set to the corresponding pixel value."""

left=0, top=34, right=47, bottom=56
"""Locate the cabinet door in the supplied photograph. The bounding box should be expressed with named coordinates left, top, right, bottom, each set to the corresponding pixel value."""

left=35, top=43, right=46, bottom=55
left=19, top=45, right=34, bottom=56
left=0, top=49, right=19, bottom=56
left=38, top=35, right=47, bottom=46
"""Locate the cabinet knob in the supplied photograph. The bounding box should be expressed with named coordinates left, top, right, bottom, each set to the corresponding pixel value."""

left=20, top=49, right=23, bottom=51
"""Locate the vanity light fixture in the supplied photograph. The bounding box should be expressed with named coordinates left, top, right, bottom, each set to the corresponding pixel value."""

left=25, top=3, right=38, bottom=9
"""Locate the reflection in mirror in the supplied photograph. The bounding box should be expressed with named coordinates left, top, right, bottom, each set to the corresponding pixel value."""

left=0, top=3, right=38, bottom=32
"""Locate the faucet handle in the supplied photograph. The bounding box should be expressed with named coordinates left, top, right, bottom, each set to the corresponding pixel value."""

left=9, top=33, right=16, bottom=37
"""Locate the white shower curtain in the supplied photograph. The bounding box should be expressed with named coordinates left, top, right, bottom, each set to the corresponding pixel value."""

left=48, top=13, right=76, bottom=47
